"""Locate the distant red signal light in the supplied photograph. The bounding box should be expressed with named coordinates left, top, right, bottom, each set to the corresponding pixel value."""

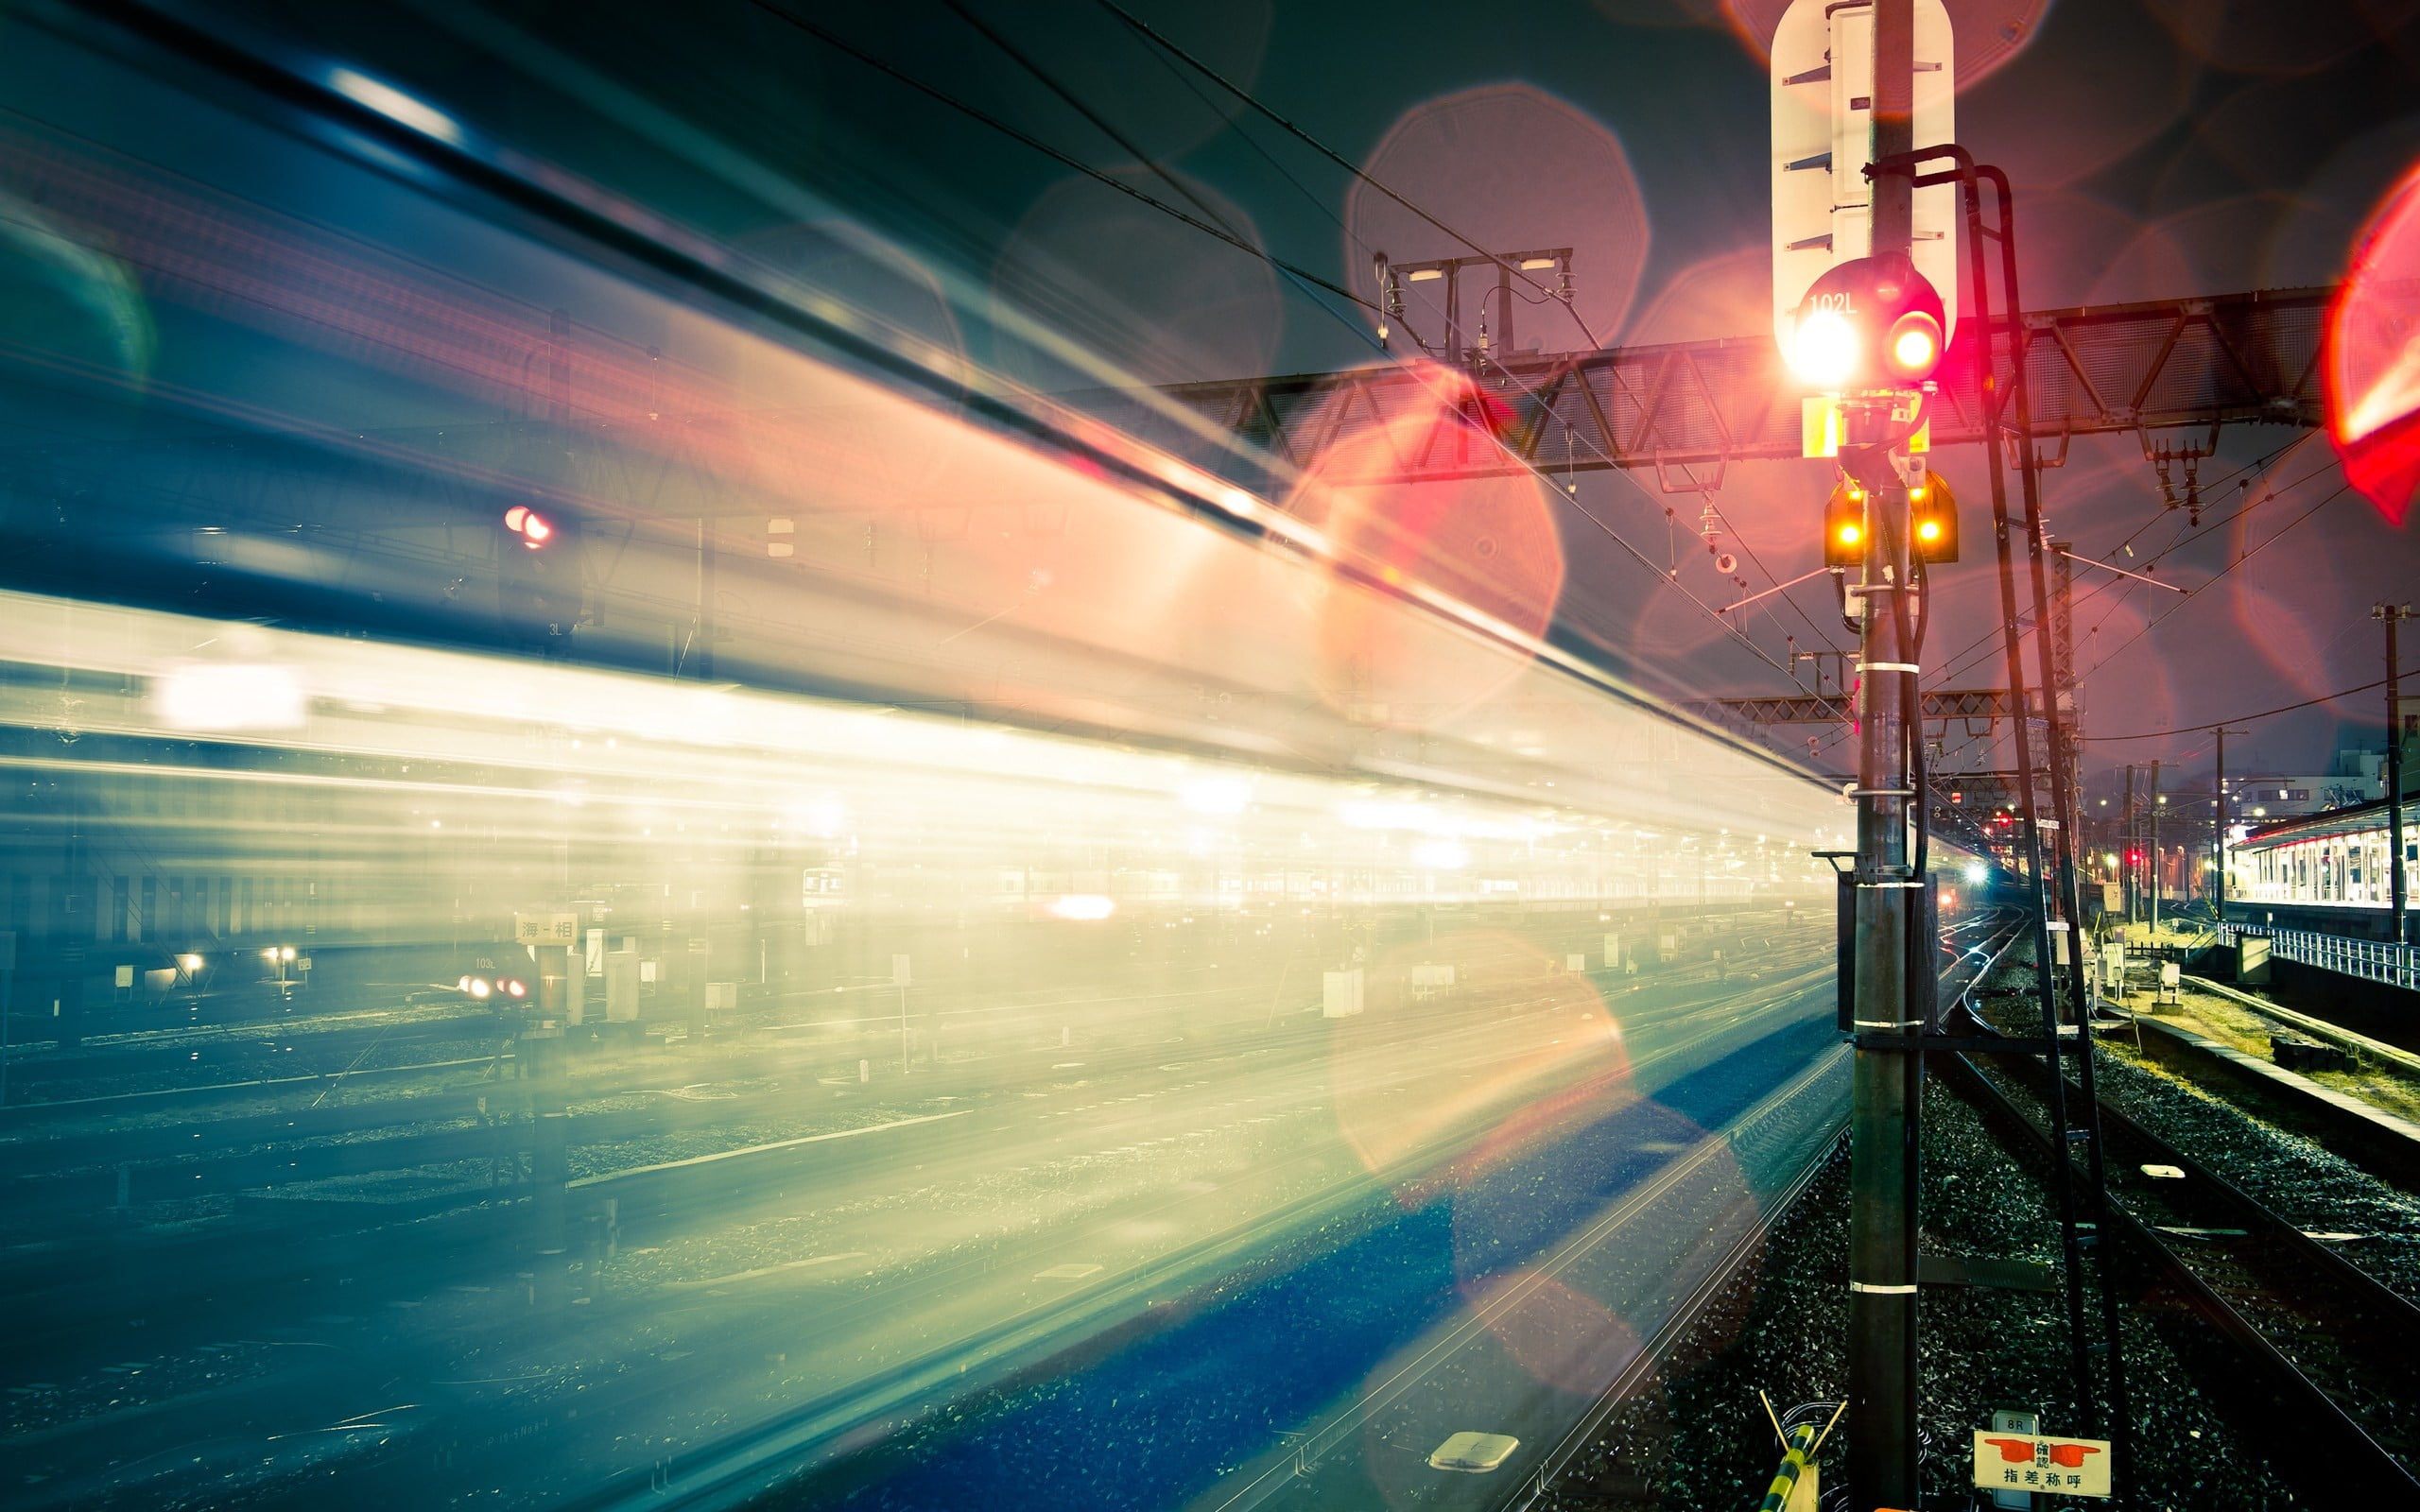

left=504, top=505, right=554, bottom=548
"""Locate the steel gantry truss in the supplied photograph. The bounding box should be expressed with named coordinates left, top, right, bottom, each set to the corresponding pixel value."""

left=1110, top=285, right=2326, bottom=485
left=1679, top=686, right=2024, bottom=728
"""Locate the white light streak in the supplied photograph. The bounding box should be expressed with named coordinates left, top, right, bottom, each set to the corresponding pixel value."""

left=326, top=67, right=467, bottom=146
left=153, top=663, right=305, bottom=731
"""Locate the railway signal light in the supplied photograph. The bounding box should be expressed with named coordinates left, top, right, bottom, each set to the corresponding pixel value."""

left=1824, top=479, right=1865, bottom=567
left=499, top=503, right=582, bottom=646
left=1824, top=470, right=1958, bottom=565
left=1784, top=252, right=1948, bottom=393
left=1910, top=470, right=1959, bottom=563
left=503, top=505, right=555, bottom=547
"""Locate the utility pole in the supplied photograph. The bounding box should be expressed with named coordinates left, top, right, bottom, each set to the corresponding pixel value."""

left=2378, top=604, right=2412, bottom=945
left=2214, top=729, right=2247, bottom=926
left=2149, top=758, right=2162, bottom=936
left=2121, top=765, right=2135, bottom=925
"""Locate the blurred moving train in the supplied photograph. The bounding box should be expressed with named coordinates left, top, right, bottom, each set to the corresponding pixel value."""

left=0, top=589, right=1852, bottom=1047
left=0, top=19, right=1866, bottom=1049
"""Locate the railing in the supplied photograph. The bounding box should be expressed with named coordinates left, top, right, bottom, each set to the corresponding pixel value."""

left=2222, top=924, right=2420, bottom=991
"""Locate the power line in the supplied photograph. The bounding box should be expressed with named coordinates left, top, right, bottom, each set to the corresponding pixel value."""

left=929, top=0, right=1399, bottom=385
left=1912, top=439, right=2342, bottom=701
left=2079, top=479, right=2350, bottom=678
left=1075, top=0, right=1832, bottom=657
left=1093, top=0, right=1599, bottom=349
left=743, top=1, right=1375, bottom=311
left=756, top=2, right=1807, bottom=684
left=1071, top=1, right=1837, bottom=661
left=2090, top=676, right=2390, bottom=741
left=1795, top=446, right=2349, bottom=767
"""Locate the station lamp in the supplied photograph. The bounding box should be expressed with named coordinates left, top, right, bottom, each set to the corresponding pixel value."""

left=1784, top=252, right=1948, bottom=393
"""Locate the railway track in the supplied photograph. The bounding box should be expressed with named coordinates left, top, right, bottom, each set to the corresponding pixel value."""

left=4, top=938, right=1808, bottom=1213
left=3, top=958, right=1788, bottom=1366
left=0, top=938, right=1843, bottom=1512
left=1946, top=1016, right=2420, bottom=1501
left=563, top=952, right=1860, bottom=1512
left=1142, top=911, right=2029, bottom=1512
left=1461, top=910, right=2029, bottom=1511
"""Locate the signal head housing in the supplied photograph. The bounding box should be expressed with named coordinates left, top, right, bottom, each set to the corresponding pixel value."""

left=1786, top=252, right=1948, bottom=393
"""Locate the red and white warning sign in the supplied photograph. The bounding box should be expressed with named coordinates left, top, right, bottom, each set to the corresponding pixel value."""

left=1972, top=1431, right=2112, bottom=1498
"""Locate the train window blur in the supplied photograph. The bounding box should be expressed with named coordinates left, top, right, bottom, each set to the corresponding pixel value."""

left=0, top=8, right=1876, bottom=1511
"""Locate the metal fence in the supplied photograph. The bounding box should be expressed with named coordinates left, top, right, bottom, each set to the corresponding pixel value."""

left=2223, top=924, right=2420, bottom=991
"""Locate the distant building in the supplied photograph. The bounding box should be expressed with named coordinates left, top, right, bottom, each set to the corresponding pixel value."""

left=2227, top=774, right=2367, bottom=823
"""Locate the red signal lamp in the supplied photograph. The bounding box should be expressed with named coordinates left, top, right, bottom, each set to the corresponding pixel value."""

left=1785, top=252, right=1948, bottom=392
left=504, top=505, right=554, bottom=547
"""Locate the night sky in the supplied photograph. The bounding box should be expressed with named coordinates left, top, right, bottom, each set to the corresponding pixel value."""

left=140, top=1, right=2420, bottom=784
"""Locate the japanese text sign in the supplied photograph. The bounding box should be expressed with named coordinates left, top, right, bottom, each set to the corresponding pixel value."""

left=1973, top=1432, right=2111, bottom=1498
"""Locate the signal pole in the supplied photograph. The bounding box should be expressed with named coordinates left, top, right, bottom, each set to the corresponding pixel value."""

left=2378, top=604, right=2411, bottom=945
left=1844, top=4, right=1920, bottom=1505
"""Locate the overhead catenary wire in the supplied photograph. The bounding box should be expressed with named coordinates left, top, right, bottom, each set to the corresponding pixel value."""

left=758, top=1, right=1807, bottom=684
left=932, top=0, right=1814, bottom=678
left=1909, top=432, right=2320, bottom=686
left=1798, top=442, right=2353, bottom=768
left=2087, top=676, right=2392, bottom=742
left=1885, top=444, right=2348, bottom=714
left=2073, top=480, right=2349, bottom=679
left=742, top=0, right=1376, bottom=312
left=1093, top=0, right=1600, bottom=350
left=1086, top=0, right=1854, bottom=663
left=1945, top=438, right=2331, bottom=687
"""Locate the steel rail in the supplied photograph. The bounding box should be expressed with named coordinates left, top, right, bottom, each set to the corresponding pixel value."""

left=1481, top=910, right=2027, bottom=1511
left=590, top=954, right=1844, bottom=1512
left=1943, top=1041, right=2420, bottom=1500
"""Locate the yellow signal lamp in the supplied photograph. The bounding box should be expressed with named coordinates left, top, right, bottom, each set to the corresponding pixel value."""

left=1824, top=479, right=1864, bottom=568
left=1823, top=471, right=1958, bottom=566
left=1910, top=469, right=1960, bottom=563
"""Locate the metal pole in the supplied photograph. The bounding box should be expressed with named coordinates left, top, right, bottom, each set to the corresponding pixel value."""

left=696, top=518, right=716, bottom=682
left=528, top=941, right=570, bottom=1309
left=1989, top=166, right=2132, bottom=1469
left=2380, top=604, right=2411, bottom=946
left=2123, top=765, right=2135, bottom=925
left=1845, top=15, right=1918, bottom=1500
left=1906, top=149, right=2102, bottom=1436
left=2216, top=729, right=2228, bottom=925
left=1844, top=395, right=1918, bottom=1512
left=2151, top=759, right=2162, bottom=935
